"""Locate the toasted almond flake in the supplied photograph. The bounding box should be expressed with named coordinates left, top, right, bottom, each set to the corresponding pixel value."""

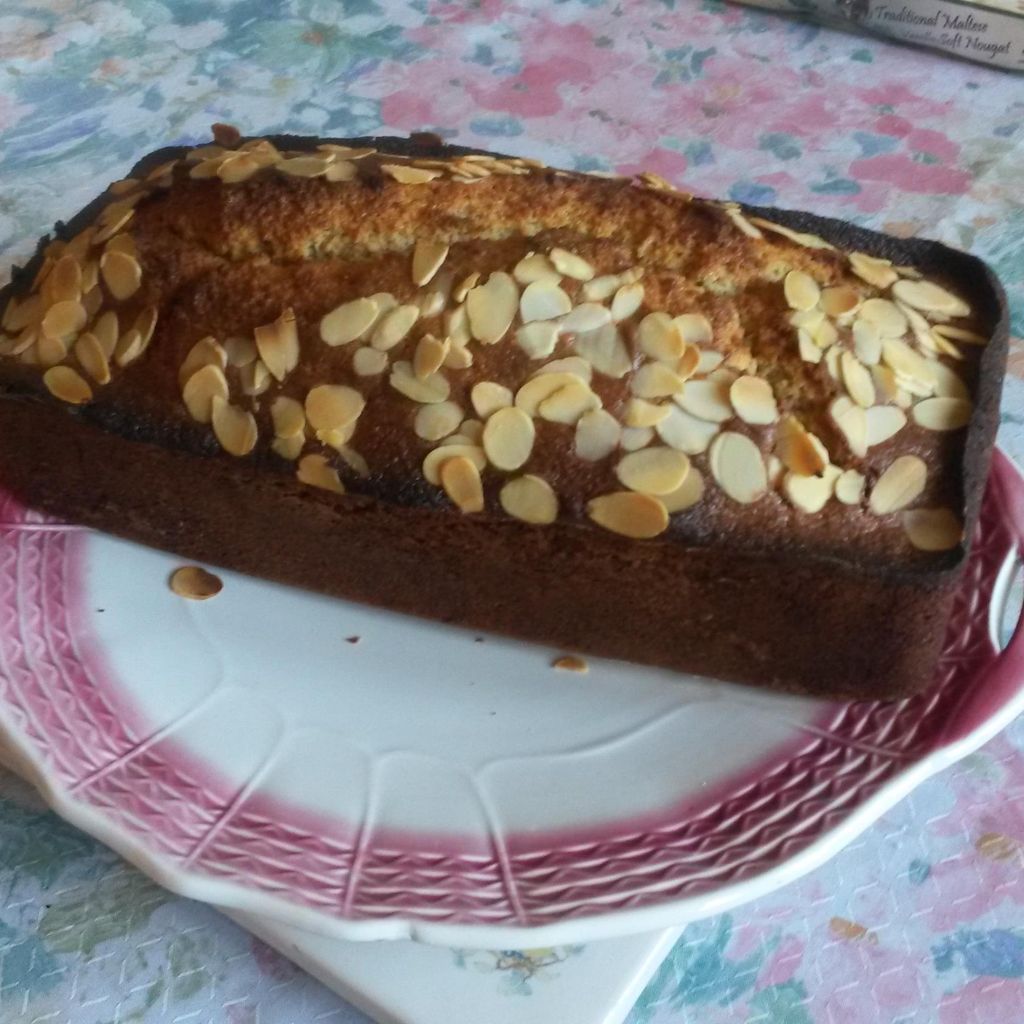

left=620, top=426, right=654, bottom=451
left=94, top=203, right=135, bottom=242
left=389, top=359, right=450, bottom=404
left=798, top=328, right=822, bottom=364
left=862, top=406, right=906, bottom=448
left=933, top=324, right=987, bottom=346
left=2, top=296, right=34, bottom=333
left=459, top=418, right=485, bottom=444
left=467, top=271, right=518, bottom=344
left=690, top=350, right=722, bottom=377
left=500, top=474, right=558, bottom=524
left=562, top=303, right=612, bottom=334
left=572, top=323, right=631, bottom=378
left=783, top=467, right=840, bottom=513
left=0, top=327, right=35, bottom=357
left=41, top=299, right=87, bottom=341
left=321, top=297, right=378, bottom=346
left=513, top=320, right=559, bottom=359
left=36, top=334, right=67, bottom=368
left=371, top=304, right=420, bottom=352
left=272, top=434, right=305, bottom=460
left=829, top=397, right=868, bottom=458
left=840, top=351, right=875, bottom=408
left=749, top=218, right=834, bottom=250
left=49, top=255, right=82, bottom=303
left=931, top=361, right=969, bottom=400
left=676, top=344, right=700, bottom=381
left=413, top=334, right=449, bottom=379
left=869, top=455, right=927, bottom=515
left=654, top=404, right=718, bottom=454
left=631, top=361, right=685, bottom=399
left=624, top=397, right=670, bottom=428
left=217, top=153, right=260, bottom=183
left=382, top=163, right=441, bottom=184
left=324, top=159, right=357, bottom=182
left=238, top=359, right=269, bottom=397
left=276, top=154, right=334, bottom=178
left=411, top=239, right=449, bottom=286
left=99, top=251, right=142, bottom=301
left=587, top=491, right=668, bottom=538
left=658, top=461, right=706, bottom=514
left=451, top=271, right=481, bottom=304
left=414, top=401, right=463, bottom=441
left=860, top=298, right=908, bottom=339
left=417, top=289, right=447, bottom=319
left=515, top=371, right=579, bottom=415
left=254, top=308, right=300, bottom=382
left=616, top=447, right=690, bottom=495
left=820, top=285, right=860, bottom=317
left=133, top=306, right=158, bottom=349
left=113, top=328, right=145, bottom=367
left=170, top=566, right=223, bottom=600
left=675, top=377, right=733, bottom=423
left=43, top=365, right=92, bottom=404
left=849, top=252, right=898, bottom=289
left=852, top=319, right=882, bottom=365
left=725, top=205, right=763, bottom=239
left=551, top=654, right=588, bottom=674
left=912, top=396, right=972, bottom=431
left=808, top=317, right=837, bottom=350
left=729, top=375, right=778, bottom=425
left=538, top=380, right=600, bottom=424
left=784, top=270, right=820, bottom=311
left=471, top=381, right=513, bottom=419
left=520, top=280, right=572, bottom=323
left=317, top=144, right=375, bottom=160
left=345, top=347, right=384, bottom=379
left=271, top=396, right=305, bottom=439
left=439, top=456, right=484, bottom=513
left=182, top=363, right=229, bottom=423
left=223, top=336, right=257, bottom=368
left=835, top=469, right=866, bottom=505
left=724, top=347, right=754, bottom=373
left=211, top=397, right=257, bottom=456
left=316, top=421, right=357, bottom=451
left=583, top=274, right=622, bottom=302
left=73, top=332, right=110, bottom=384
left=637, top=312, right=683, bottom=363
left=673, top=313, right=713, bottom=346
left=892, top=279, right=970, bottom=318
left=776, top=416, right=827, bottom=476
left=297, top=453, right=344, bottom=493
left=930, top=332, right=963, bottom=361
left=709, top=432, right=768, bottom=504
left=81, top=286, right=102, bottom=318
left=65, top=225, right=97, bottom=260
left=422, top=444, right=486, bottom=485
left=513, top=252, right=559, bottom=285
left=305, top=384, right=365, bottom=433
left=187, top=143, right=229, bottom=163
left=902, top=507, right=963, bottom=551
left=178, top=336, right=226, bottom=388
left=575, top=409, right=621, bottom=461
left=549, top=248, right=594, bottom=281
left=881, top=338, right=937, bottom=393
left=444, top=338, right=473, bottom=369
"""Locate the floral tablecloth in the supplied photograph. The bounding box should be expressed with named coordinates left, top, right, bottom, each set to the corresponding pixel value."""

left=1, top=2, right=1023, bottom=1022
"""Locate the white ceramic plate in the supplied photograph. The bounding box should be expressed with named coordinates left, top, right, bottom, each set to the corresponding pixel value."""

left=0, top=451, right=1021, bottom=947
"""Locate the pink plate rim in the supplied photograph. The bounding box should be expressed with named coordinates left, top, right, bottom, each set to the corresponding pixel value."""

left=0, top=449, right=1021, bottom=948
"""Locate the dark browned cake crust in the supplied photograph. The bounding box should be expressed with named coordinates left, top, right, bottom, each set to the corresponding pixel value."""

left=0, top=132, right=1009, bottom=698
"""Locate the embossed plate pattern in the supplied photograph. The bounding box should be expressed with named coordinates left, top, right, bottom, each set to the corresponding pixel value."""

left=0, top=451, right=1021, bottom=947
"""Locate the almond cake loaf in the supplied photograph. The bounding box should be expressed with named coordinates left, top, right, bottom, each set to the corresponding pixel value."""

left=0, top=128, right=1008, bottom=698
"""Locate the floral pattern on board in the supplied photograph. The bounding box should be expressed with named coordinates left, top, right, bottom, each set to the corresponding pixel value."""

left=0, top=1, right=1022, bottom=1022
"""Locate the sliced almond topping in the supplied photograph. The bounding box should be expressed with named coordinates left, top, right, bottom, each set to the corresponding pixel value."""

left=134, top=306, right=158, bottom=348
left=271, top=396, right=306, bottom=438
left=661, top=463, right=705, bottom=512
left=869, top=455, right=927, bottom=515
left=74, top=333, right=110, bottom=384
left=458, top=418, right=485, bottom=444
left=709, top=432, right=768, bottom=504
left=412, top=239, right=449, bottom=286
left=513, top=252, right=559, bottom=285
left=931, top=361, right=969, bottom=400
left=587, top=491, right=668, bottom=539
left=500, top=474, right=558, bottom=524
left=317, top=144, right=375, bottom=159
left=223, top=336, right=257, bottom=368
left=933, top=324, right=986, bottom=346
left=616, top=447, right=690, bottom=496
left=620, top=426, right=655, bottom=451
left=177, top=338, right=226, bottom=391
left=820, top=285, right=860, bottom=317
left=537, top=380, right=599, bottom=425
left=383, top=163, right=441, bottom=184
left=515, top=371, right=579, bottom=416
left=81, top=286, right=102, bottom=318
left=656, top=404, right=719, bottom=454
left=575, top=409, right=621, bottom=461
left=610, top=282, right=644, bottom=322
left=637, top=312, right=683, bottom=363
left=849, top=252, right=898, bottom=289
left=572, top=323, right=632, bottom=379
left=881, top=338, right=937, bottom=394
left=892, top=279, right=970, bottom=318
left=113, top=328, right=145, bottom=367
left=99, top=251, right=142, bottom=301
left=42, top=365, right=91, bottom=405
left=352, top=346, right=388, bottom=376
left=467, top=271, right=518, bottom=344
left=422, top=444, right=487, bottom=485
left=297, top=453, right=345, bottom=494
left=675, top=377, right=733, bottom=423
left=254, top=308, right=300, bottom=382
left=520, top=279, right=572, bottom=323
left=94, top=204, right=135, bottom=243
left=674, top=313, right=714, bottom=347
left=182, top=363, right=229, bottom=423
left=3, top=294, right=42, bottom=333
left=305, top=384, right=365, bottom=433
left=49, top=255, right=82, bottom=303
left=414, top=401, right=463, bottom=441
left=783, top=270, right=820, bottom=311
left=413, top=334, right=449, bottom=379
left=218, top=153, right=261, bottom=183
left=238, top=359, right=269, bottom=397
left=371, top=304, right=420, bottom=352
left=835, top=469, right=866, bottom=506
left=902, top=507, right=963, bottom=551
left=452, top=271, right=481, bottom=304
left=92, top=311, right=119, bottom=358
left=41, top=300, right=87, bottom=341
left=750, top=218, right=834, bottom=250
left=417, top=288, right=447, bottom=319
left=440, top=456, right=485, bottom=513
left=321, top=297, right=378, bottom=346
left=725, top=205, right=763, bottom=239
left=798, top=328, right=822, bottom=364
left=624, top=397, right=670, bottom=428
left=549, top=248, right=595, bottom=281
left=729, top=375, right=778, bottom=425
left=811, top=317, right=837, bottom=350
left=829, top=397, right=867, bottom=458
left=562, top=303, right=611, bottom=334
left=316, top=420, right=357, bottom=452
left=35, top=334, right=67, bottom=368
left=324, top=160, right=357, bottom=182
left=852, top=319, right=882, bottom=365
left=841, top=351, right=875, bottom=409
left=471, top=381, right=513, bottom=419
left=272, top=434, right=305, bottom=460
left=677, top=344, right=700, bottom=381
left=533, top=356, right=591, bottom=381
left=389, top=360, right=450, bottom=404
left=860, top=298, right=908, bottom=339
left=776, top=416, right=827, bottom=476
left=444, top=338, right=473, bottom=369
left=515, top=320, right=559, bottom=359
left=912, top=396, right=972, bottom=431
left=276, top=154, right=334, bottom=178
left=583, top=274, right=622, bottom=302
left=783, top=468, right=838, bottom=513
left=211, top=397, right=257, bottom=457
left=631, top=361, right=685, bottom=399
left=65, top=225, right=98, bottom=260
left=170, top=565, right=223, bottom=600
